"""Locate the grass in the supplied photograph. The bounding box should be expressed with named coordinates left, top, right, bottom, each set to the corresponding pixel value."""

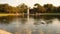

left=0, top=13, right=60, bottom=17
left=0, top=14, right=14, bottom=16
left=0, top=14, right=23, bottom=17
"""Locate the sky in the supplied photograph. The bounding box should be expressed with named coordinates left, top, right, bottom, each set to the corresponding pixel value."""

left=0, top=0, right=60, bottom=8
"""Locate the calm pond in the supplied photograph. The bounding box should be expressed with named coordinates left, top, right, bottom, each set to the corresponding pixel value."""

left=0, top=15, right=60, bottom=34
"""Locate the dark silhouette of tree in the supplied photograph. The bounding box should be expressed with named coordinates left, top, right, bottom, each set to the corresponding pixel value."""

left=17, top=3, right=28, bottom=13
left=0, top=3, right=60, bottom=13
left=56, top=6, right=60, bottom=13
left=53, top=7, right=57, bottom=13
left=29, top=3, right=46, bottom=14
left=0, top=4, right=9, bottom=13
left=34, top=3, right=46, bottom=13
left=0, top=4, right=18, bottom=13
left=43, top=4, right=54, bottom=13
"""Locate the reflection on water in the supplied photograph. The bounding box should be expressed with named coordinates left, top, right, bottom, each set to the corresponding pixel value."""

left=0, top=15, right=60, bottom=34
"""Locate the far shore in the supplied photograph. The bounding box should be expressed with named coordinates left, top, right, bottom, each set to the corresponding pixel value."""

left=0, top=13, right=60, bottom=17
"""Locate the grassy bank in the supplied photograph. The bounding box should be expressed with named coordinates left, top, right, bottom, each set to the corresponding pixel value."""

left=0, top=14, right=23, bottom=16
left=0, top=13, right=60, bottom=16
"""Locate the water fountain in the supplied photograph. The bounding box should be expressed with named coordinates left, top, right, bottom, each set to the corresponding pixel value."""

left=27, top=7, right=29, bottom=23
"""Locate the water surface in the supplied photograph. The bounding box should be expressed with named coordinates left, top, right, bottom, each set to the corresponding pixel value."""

left=0, top=16, right=60, bottom=34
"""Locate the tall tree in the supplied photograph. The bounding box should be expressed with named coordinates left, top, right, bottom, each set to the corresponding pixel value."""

left=43, top=4, right=54, bottom=13
left=0, top=4, right=18, bottom=13
left=17, top=3, right=28, bottom=13
left=56, top=6, right=60, bottom=13
left=34, top=3, right=46, bottom=13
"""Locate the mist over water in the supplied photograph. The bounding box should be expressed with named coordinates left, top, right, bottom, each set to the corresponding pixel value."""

left=0, top=15, right=60, bottom=34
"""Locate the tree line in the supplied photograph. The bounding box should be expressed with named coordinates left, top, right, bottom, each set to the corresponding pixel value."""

left=0, top=3, right=60, bottom=14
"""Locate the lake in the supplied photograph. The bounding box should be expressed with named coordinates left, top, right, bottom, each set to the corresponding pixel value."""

left=0, top=15, right=60, bottom=34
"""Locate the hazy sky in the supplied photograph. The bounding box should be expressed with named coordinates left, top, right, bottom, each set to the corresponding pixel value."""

left=0, top=0, right=60, bottom=7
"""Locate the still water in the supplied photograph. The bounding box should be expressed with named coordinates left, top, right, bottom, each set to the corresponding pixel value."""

left=0, top=16, right=60, bottom=34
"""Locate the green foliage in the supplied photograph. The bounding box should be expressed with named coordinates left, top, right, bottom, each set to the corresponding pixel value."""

left=17, top=3, right=28, bottom=13
left=0, top=3, right=60, bottom=13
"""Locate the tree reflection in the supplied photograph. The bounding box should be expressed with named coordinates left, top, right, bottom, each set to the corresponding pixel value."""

left=34, top=17, right=40, bottom=25
left=20, top=17, right=27, bottom=24
left=45, top=20, right=52, bottom=24
left=0, top=16, right=15, bottom=24
left=33, top=15, right=54, bottom=25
